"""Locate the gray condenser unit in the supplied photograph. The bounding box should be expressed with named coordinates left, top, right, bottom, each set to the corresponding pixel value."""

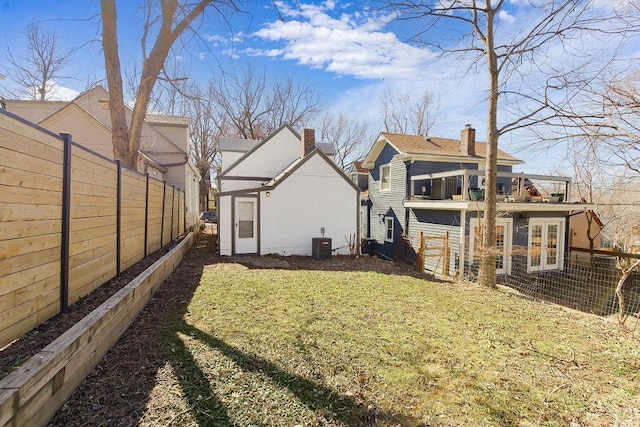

left=312, top=237, right=332, bottom=260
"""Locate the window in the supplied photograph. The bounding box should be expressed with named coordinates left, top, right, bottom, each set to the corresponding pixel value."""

left=468, top=218, right=513, bottom=275
left=237, top=201, right=254, bottom=238
left=385, top=217, right=394, bottom=242
left=380, top=164, right=391, bottom=191
left=528, top=218, right=564, bottom=272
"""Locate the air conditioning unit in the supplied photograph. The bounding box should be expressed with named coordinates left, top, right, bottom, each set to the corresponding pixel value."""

left=312, top=237, right=331, bottom=260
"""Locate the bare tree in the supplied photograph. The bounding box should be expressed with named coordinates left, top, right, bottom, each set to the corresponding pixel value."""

left=186, top=82, right=229, bottom=210
left=100, top=0, right=240, bottom=169
left=4, top=23, right=72, bottom=100
left=381, top=87, right=438, bottom=136
left=383, top=0, right=635, bottom=287
left=316, top=112, right=370, bottom=170
left=210, top=65, right=321, bottom=139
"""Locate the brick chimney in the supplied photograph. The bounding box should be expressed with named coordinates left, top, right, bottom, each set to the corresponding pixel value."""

left=302, top=128, right=315, bottom=156
left=460, top=124, right=475, bottom=156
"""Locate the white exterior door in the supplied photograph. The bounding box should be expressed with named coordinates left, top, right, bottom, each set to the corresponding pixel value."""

left=528, top=218, right=564, bottom=272
left=234, top=197, right=257, bottom=254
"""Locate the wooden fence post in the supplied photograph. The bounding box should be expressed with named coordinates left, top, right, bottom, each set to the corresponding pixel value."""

left=443, top=231, right=450, bottom=276
left=59, top=133, right=72, bottom=313
left=416, top=231, right=425, bottom=272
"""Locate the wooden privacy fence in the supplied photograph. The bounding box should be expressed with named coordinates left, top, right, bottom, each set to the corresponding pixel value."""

left=0, top=109, right=185, bottom=349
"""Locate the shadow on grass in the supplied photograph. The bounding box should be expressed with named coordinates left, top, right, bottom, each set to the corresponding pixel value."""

left=215, top=253, right=446, bottom=283
left=177, top=322, right=368, bottom=425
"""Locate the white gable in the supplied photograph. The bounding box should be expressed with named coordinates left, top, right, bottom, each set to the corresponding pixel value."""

left=222, top=126, right=301, bottom=178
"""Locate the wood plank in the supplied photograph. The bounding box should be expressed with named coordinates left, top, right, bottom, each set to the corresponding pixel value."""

left=0, top=261, right=59, bottom=300
left=0, top=204, right=61, bottom=222
left=0, top=219, right=61, bottom=240
left=70, top=193, right=117, bottom=208
left=69, top=224, right=116, bottom=245
left=0, top=185, right=61, bottom=206
left=0, top=234, right=61, bottom=260
left=0, top=247, right=59, bottom=278
left=70, top=154, right=116, bottom=182
left=68, top=251, right=116, bottom=290
left=69, top=267, right=116, bottom=304
left=69, top=234, right=115, bottom=256
left=0, top=166, right=63, bottom=191
left=69, top=242, right=115, bottom=270
left=69, top=215, right=116, bottom=232
left=0, top=126, right=63, bottom=163
left=71, top=179, right=117, bottom=195
left=0, top=288, right=58, bottom=330
left=70, top=206, right=117, bottom=219
left=0, top=115, right=64, bottom=152
left=71, top=145, right=115, bottom=169
left=70, top=166, right=116, bottom=186
left=0, top=145, right=63, bottom=178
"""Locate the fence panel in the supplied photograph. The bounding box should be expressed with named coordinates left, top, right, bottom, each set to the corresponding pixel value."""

left=0, top=110, right=188, bottom=349
left=162, top=185, right=173, bottom=247
left=0, top=114, right=63, bottom=347
left=120, top=170, right=146, bottom=270
left=179, top=191, right=185, bottom=236
left=146, top=180, right=164, bottom=254
left=68, top=146, right=117, bottom=304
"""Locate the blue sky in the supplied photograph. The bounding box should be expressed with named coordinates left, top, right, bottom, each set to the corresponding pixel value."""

left=1, top=0, right=638, bottom=174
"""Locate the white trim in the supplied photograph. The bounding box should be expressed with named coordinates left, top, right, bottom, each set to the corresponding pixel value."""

left=459, top=209, right=466, bottom=275
left=468, top=217, right=513, bottom=275
left=527, top=218, right=565, bottom=273
left=380, top=164, right=391, bottom=192
left=384, top=216, right=394, bottom=242
left=404, top=200, right=593, bottom=213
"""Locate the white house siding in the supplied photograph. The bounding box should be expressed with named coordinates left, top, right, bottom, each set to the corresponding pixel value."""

left=260, top=154, right=358, bottom=256
left=408, top=209, right=460, bottom=276
left=218, top=195, right=233, bottom=255
left=367, top=144, right=406, bottom=258
left=221, top=151, right=245, bottom=172
left=224, top=128, right=302, bottom=178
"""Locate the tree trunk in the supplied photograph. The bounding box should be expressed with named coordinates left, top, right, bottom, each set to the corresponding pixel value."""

left=100, top=0, right=133, bottom=168
left=477, top=2, right=499, bottom=289
left=102, top=0, right=213, bottom=170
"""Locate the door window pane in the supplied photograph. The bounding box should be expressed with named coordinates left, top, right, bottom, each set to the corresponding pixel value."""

left=546, top=224, right=558, bottom=265
left=238, top=201, right=254, bottom=238
left=496, top=225, right=505, bottom=269
left=530, top=224, right=542, bottom=267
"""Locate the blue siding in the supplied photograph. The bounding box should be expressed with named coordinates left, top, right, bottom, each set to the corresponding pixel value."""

left=413, top=209, right=461, bottom=226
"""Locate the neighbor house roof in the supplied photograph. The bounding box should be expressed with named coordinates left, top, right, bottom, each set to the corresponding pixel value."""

left=380, top=133, right=521, bottom=163
left=352, top=161, right=367, bottom=173
left=316, top=142, right=336, bottom=156
left=219, top=137, right=261, bottom=153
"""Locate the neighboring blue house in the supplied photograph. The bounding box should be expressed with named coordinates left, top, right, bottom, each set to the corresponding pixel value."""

left=361, top=125, right=592, bottom=276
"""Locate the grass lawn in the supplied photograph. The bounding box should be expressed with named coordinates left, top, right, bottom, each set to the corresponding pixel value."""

left=151, top=258, right=639, bottom=426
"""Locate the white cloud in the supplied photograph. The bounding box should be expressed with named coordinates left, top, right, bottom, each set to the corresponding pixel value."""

left=35, top=81, right=79, bottom=101
left=250, top=1, right=435, bottom=80
left=498, top=10, right=515, bottom=23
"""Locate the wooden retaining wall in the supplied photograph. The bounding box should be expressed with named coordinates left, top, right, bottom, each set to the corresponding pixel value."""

left=0, top=109, right=187, bottom=349
left=0, top=232, right=194, bottom=427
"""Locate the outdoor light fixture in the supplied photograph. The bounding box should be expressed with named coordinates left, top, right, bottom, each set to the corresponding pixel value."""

left=519, top=212, right=529, bottom=224
left=378, top=213, right=386, bottom=223
left=265, top=191, right=271, bottom=197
